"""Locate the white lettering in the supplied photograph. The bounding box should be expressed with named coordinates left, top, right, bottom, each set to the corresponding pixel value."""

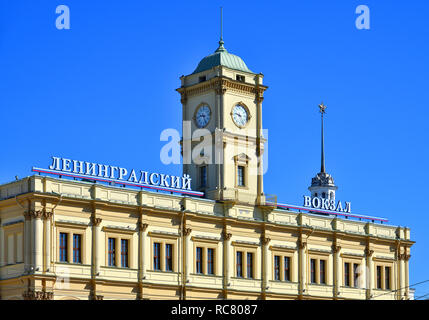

left=329, top=199, right=335, bottom=211
left=118, top=167, right=128, bottom=180
left=344, top=202, right=351, bottom=213
left=98, top=164, right=109, bottom=178
left=149, top=173, right=160, bottom=185
left=62, top=158, right=72, bottom=172
left=85, top=162, right=96, bottom=176
left=171, top=176, right=181, bottom=189
left=49, top=157, right=61, bottom=170
left=303, top=196, right=312, bottom=207
left=127, top=169, right=138, bottom=183
left=160, top=174, right=170, bottom=187
left=182, top=174, right=191, bottom=190
left=312, top=197, right=321, bottom=209
left=110, top=166, right=118, bottom=179
left=72, top=160, right=84, bottom=174
left=139, top=171, right=149, bottom=184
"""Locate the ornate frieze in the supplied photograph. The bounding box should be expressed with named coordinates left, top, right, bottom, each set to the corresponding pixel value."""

left=177, top=77, right=267, bottom=102
left=22, top=290, right=53, bottom=300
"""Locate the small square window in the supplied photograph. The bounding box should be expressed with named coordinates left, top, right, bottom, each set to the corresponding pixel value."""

left=236, top=75, right=245, bottom=82
left=199, top=76, right=206, bottom=82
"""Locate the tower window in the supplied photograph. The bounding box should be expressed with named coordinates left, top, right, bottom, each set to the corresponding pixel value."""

left=322, top=192, right=326, bottom=198
left=315, top=193, right=318, bottom=197
left=200, top=166, right=207, bottom=188
left=199, top=76, right=206, bottom=82
left=236, top=75, right=245, bottom=82
left=237, top=166, right=245, bottom=187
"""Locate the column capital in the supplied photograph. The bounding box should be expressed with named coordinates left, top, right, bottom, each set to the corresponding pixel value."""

left=24, top=211, right=32, bottom=220
left=43, top=211, right=53, bottom=220
left=332, top=245, right=341, bottom=253
left=261, top=237, right=271, bottom=245
left=184, top=228, right=192, bottom=237
left=223, top=231, right=232, bottom=241
left=90, top=216, right=102, bottom=227
left=30, top=210, right=44, bottom=219
left=298, top=240, right=307, bottom=250
left=365, top=247, right=374, bottom=257
left=138, top=222, right=148, bottom=232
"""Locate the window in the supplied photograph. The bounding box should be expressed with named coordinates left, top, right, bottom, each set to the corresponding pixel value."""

left=385, top=267, right=391, bottom=290
left=60, top=233, right=68, bottom=262
left=310, top=259, right=317, bottom=284
left=73, top=234, right=81, bottom=264
left=376, top=266, right=382, bottom=289
left=121, top=239, right=129, bottom=268
left=200, top=166, right=207, bottom=188
left=247, top=252, right=254, bottom=279
left=207, top=248, right=214, bottom=275
left=353, top=263, right=360, bottom=288
left=322, top=192, right=326, bottom=198
left=196, top=247, right=203, bottom=274
left=320, top=260, right=326, bottom=284
left=274, top=255, right=280, bottom=280
left=199, top=75, right=206, bottom=82
left=153, top=242, right=161, bottom=271
left=284, top=257, right=291, bottom=282
left=165, top=244, right=173, bottom=271
left=108, top=238, right=116, bottom=267
left=236, top=75, right=245, bottom=82
left=236, top=251, right=243, bottom=278
left=344, top=262, right=350, bottom=287
left=237, top=166, right=245, bottom=187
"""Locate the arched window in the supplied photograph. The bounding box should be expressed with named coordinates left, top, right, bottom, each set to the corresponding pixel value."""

left=322, top=192, right=326, bottom=198
left=315, top=193, right=318, bottom=197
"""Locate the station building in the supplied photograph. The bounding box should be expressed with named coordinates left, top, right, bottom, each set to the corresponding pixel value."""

left=0, top=37, right=413, bottom=300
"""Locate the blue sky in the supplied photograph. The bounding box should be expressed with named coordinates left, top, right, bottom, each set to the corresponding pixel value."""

left=0, top=0, right=428, bottom=298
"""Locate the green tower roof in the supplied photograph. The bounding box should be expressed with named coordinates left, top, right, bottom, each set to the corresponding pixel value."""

left=192, top=41, right=253, bottom=75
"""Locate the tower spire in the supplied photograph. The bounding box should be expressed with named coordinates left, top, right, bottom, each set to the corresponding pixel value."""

left=319, top=102, right=327, bottom=173
left=308, top=102, right=337, bottom=201
left=216, top=7, right=226, bottom=52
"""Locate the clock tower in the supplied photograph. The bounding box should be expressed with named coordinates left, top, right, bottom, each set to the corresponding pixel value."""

left=176, top=35, right=268, bottom=206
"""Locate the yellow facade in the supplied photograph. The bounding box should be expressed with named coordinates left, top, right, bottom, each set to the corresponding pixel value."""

left=0, top=175, right=413, bottom=300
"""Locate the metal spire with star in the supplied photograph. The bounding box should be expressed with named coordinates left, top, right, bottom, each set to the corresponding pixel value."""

left=319, top=102, right=327, bottom=173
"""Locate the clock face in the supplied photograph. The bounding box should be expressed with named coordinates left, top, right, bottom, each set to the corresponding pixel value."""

left=232, top=105, right=249, bottom=127
left=195, top=105, right=211, bottom=128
